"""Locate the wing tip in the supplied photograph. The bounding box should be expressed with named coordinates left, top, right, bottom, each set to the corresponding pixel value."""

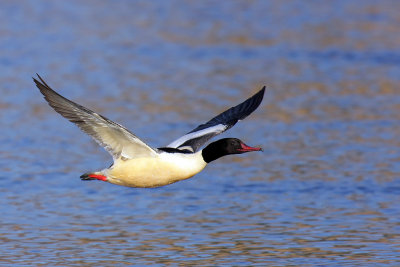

left=33, top=73, right=51, bottom=90
left=255, top=85, right=266, bottom=99
left=33, top=74, right=65, bottom=103
left=248, top=85, right=266, bottom=110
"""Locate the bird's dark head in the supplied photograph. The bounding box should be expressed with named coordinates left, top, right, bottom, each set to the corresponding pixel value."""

left=202, top=138, right=262, bottom=163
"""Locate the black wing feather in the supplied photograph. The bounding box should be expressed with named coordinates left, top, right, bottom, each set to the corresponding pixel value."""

left=167, top=86, right=265, bottom=152
left=188, top=86, right=265, bottom=134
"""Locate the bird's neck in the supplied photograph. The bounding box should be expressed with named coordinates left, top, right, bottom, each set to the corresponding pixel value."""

left=202, top=141, right=227, bottom=163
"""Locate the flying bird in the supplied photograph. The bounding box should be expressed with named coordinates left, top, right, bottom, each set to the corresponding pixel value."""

left=34, top=74, right=265, bottom=188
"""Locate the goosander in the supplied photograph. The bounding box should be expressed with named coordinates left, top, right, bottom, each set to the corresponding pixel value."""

left=34, top=74, right=265, bottom=188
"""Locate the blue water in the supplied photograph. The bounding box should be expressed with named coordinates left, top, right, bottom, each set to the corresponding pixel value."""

left=1, top=0, right=400, bottom=265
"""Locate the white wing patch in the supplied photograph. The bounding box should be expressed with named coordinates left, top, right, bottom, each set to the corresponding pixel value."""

left=167, top=124, right=227, bottom=149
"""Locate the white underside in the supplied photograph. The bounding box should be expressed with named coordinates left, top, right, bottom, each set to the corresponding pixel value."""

left=105, top=151, right=207, bottom=188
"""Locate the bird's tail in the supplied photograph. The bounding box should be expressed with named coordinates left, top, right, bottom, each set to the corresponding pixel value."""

left=80, top=172, right=107, bottom=181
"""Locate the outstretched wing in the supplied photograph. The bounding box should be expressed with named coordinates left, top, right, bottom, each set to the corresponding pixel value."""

left=34, top=74, right=157, bottom=160
left=167, top=86, right=265, bottom=152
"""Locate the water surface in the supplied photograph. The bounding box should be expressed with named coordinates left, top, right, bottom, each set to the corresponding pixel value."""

left=1, top=0, right=400, bottom=265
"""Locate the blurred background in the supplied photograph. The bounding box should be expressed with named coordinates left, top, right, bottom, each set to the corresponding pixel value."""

left=1, top=0, right=400, bottom=265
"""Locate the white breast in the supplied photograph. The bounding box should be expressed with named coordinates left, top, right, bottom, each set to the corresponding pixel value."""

left=106, top=152, right=207, bottom=188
